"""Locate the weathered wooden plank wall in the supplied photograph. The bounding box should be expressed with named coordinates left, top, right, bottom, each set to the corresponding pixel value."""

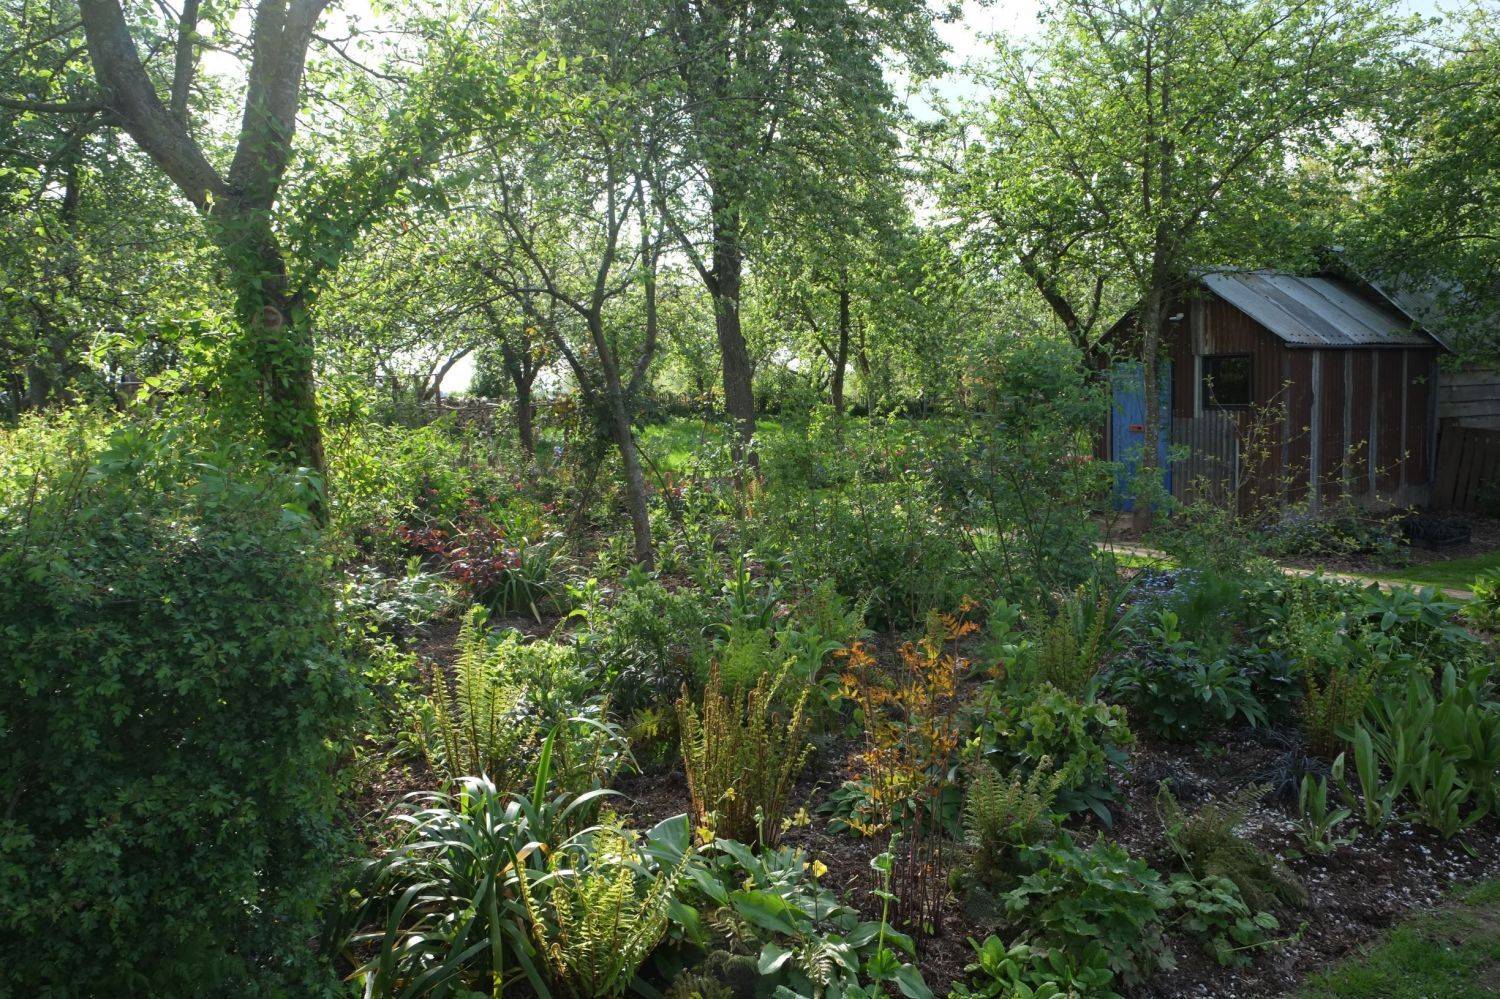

left=1432, top=425, right=1500, bottom=511
left=1438, top=369, right=1500, bottom=430
left=1128, top=288, right=1445, bottom=514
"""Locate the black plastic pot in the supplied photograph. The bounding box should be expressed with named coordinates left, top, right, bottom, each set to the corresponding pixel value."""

left=1401, top=514, right=1472, bottom=550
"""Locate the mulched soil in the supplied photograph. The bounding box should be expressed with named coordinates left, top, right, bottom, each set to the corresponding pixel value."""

left=1117, top=730, right=1500, bottom=998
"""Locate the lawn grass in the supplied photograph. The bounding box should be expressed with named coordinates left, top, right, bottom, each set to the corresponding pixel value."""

left=638, top=417, right=783, bottom=472
left=1300, top=880, right=1500, bottom=999
left=1108, top=549, right=1178, bottom=570
left=1366, top=550, right=1500, bottom=592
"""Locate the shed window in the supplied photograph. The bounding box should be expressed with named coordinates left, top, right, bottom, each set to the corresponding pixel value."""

left=1202, top=354, right=1253, bottom=408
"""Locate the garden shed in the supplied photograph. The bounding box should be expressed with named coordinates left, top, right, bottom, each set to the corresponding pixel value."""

left=1101, top=270, right=1450, bottom=515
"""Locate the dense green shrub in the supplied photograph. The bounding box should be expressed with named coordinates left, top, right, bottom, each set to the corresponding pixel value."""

left=1465, top=569, right=1500, bottom=631
left=324, top=416, right=521, bottom=558
left=1259, top=504, right=1408, bottom=564
left=577, top=577, right=712, bottom=716
left=1108, top=611, right=1266, bottom=740
left=931, top=337, right=1110, bottom=605
left=0, top=416, right=355, bottom=993
left=975, top=683, right=1134, bottom=824
left=756, top=413, right=968, bottom=628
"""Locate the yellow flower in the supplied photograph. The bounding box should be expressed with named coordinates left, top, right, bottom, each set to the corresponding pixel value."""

left=695, top=825, right=715, bottom=844
left=810, top=859, right=829, bottom=879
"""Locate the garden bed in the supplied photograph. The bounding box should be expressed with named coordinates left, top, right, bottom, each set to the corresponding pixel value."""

left=604, top=674, right=1500, bottom=998
left=322, top=421, right=1500, bottom=999
left=358, top=599, right=1500, bottom=998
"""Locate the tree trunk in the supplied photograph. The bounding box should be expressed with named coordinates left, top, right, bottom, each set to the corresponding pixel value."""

left=611, top=407, right=654, bottom=570
left=590, top=311, right=654, bottom=570
left=79, top=0, right=328, bottom=486
left=514, top=377, right=536, bottom=458
left=233, top=277, right=326, bottom=478
left=855, top=317, right=874, bottom=415
left=709, top=188, right=756, bottom=462
left=832, top=281, right=850, bottom=415
left=23, top=361, right=51, bottom=412
left=1134, top=278, right=1166, bottom=531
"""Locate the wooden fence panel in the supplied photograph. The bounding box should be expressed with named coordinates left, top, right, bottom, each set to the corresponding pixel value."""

left=1432, top=424, right=1500, bottom=511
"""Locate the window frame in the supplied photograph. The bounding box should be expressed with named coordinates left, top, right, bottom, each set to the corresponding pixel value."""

left=1200, top=353, right=1254, bottom=410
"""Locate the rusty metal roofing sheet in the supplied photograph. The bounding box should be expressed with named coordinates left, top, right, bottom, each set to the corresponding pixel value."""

left=1201, top=271, right=1438, bottom=348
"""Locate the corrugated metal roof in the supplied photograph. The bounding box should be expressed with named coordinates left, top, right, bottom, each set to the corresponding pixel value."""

left=1201, top=271, right=1439, bottom=349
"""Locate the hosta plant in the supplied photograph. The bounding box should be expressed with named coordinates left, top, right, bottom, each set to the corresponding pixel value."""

left=1003, top=835, right=1173, bottom=986
left=1293, top=754, right=1356, bottom=856
left=1355, top=665, right=1499, bottom=836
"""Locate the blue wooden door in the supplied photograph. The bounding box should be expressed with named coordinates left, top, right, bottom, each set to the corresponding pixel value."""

left=1110, top=361, right=1172, bottom=510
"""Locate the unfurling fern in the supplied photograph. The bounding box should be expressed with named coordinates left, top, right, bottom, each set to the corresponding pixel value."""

left=663, top=972, right=734, bottom=999
left=1302, top=662, right=1374, bottom=759
left=795, top=937, right=839, bottom=988
left=1157, top=783, right=1306, bottom=910
left=676, top=662, right=812, bottom=846
left=963, top=757, right=1064, bottom=885
left=705, top=905, right=760, bottom=953
left=1033, top=586, right=1114, bottom=698
left=420, top=605, right=537, bottom=786
left=519, top=825, right=687, bottom=998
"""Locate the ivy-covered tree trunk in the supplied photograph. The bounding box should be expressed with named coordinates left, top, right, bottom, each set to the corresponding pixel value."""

left=236, top=287, right=325, bottom=475
left=77, top=0, right=329, bottom=479
left=216, top=204, right=325, bottom=476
